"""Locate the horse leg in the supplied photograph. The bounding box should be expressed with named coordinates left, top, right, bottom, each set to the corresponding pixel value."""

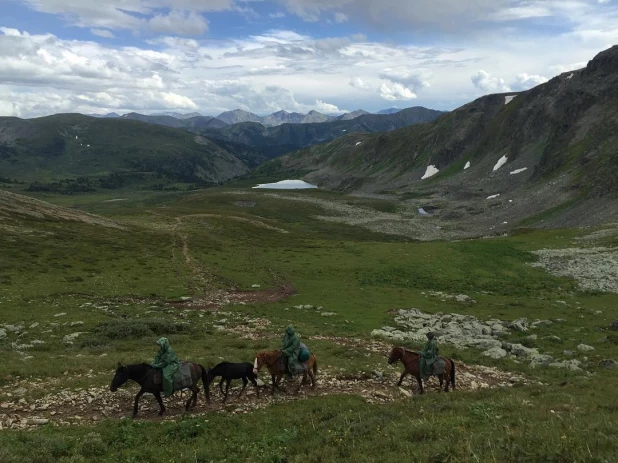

left=154, top=391, right=165, bottom=416
left=415, top=375, right=424, bottom=395
left=132, top=389, right=144, bottom=418
left=192, top=385, right=199, bottom=406
left=275, top=374, right=286, bottom=393
left=222, top=379, right=231, bottom=403
left=249, top=376, right=260, bottom=398
left=308, top=369, right=316, bottom=389
left=270, top=374, right=277, bottom=396
left=185, top=388, right=196, bottom=411
left=219, top=378, right=225, bottom=397
left=397, top=371, right=407, bottom=387
left=239, top=377, right=248, bottom=397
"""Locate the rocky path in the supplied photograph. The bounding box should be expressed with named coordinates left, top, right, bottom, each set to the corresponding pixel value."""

left=0, top=362, right=534, bottom=431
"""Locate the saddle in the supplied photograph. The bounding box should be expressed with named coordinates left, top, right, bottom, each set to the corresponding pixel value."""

left=152, top=362, right=194, bottom=390
left=432, top=358, right=446, bottom=376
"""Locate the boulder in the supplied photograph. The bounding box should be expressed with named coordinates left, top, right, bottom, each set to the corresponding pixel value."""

left=29, top=323, right=39, bottom=329
left=549, top=360, right=583, bottom=372
left=563, top=350, right=574, bottom=357
left=611, top=320, right=618, bottom=331
left=545, top=335, right=562, bottom=343
left=0, top=329, right=6, bottom=340
left=70, top=321, right=84, bottom=327
left=526, top=334, right=538, bottom=341
left=577, top=344, right=595, bottom=352
left=511, top=344, right=539, bottom=358
left=529, top=354, right=553, bottom=366
left=482, top=347, right=508, bottom=359
left=63, top=332, right=87, bottom=344
left=508, top=322, right=528, bottom=332
left=599, top=359, right=618, bottom=369
left=531, top=320, right=553, bottom=328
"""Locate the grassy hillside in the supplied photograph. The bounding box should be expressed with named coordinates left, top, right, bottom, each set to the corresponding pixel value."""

left=0, top=114, right=251, bottom=192
left=0, top=188, right=617, bottom=461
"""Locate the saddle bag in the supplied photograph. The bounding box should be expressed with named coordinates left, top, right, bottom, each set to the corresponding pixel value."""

left=298, top=343, right=310, bottom=362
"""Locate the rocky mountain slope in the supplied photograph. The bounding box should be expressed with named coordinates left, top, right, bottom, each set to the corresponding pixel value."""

left=121, top=113, right=229, bottom=130
left=256, top=46, right=618, bottom=232
left=0, top=114, right=254, bottom=189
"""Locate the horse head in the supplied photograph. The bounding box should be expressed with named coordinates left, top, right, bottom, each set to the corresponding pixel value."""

left=387, top=347, right=403, bottom=365
left=254, top=352, right=265, bottom=373
left=110, top=362, right=129, bottom=392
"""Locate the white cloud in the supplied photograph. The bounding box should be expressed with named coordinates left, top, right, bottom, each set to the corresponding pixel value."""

left=314, top=99, right=343, bottom=113
left=334, top=12, right=348, bottom=23
left=471, top=70, right=511, bottom=93
left=512, top=72, right=548, bottom=90
left=90, top=29, right=115, bottom=38
left=379, top=81, right=417, bottom=101
left=18, top=0, right=231, bottom=35
left=0, top=20, right=616, bottom=117
left=149, top=11, right=209, bottom=36
left=349, top=76, right=370, bottom=89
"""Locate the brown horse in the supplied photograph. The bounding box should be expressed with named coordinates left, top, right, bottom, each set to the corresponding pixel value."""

left=254, top=350, right=317, bottom=394
left=387, top=347, right=456, bottom=394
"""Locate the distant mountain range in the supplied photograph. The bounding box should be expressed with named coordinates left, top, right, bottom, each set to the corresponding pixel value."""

left=85, top=107, right=407, bottom=127
left=0, top=106, right=442, bottom=192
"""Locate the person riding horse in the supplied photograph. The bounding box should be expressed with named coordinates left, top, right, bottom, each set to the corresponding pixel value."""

left=150, top=337, right=180, bottom=397
left=280, top=325, right=306, bottom=379
left=420, top=332, right=439, bottom=380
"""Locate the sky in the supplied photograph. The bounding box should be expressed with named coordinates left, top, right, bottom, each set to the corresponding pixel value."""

left=0, top=0, right=617, bottom=118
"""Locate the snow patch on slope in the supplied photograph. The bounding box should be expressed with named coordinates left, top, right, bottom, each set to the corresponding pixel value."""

left=493, top=155, right=508, bottom=171
left=464, top=161, right=471, bottom=170
left=510, top=167, right=528, bottom=175
left=421, top=165, right=439, bottom=180
left=505, top=95, right=516, bottom=104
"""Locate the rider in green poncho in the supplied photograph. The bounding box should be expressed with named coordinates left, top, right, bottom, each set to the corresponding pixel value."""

left=280, top=325, right=303, bottom=379
left=150, top=337, right=180, bottom=397
left=419, top=332, right=439, bottom=380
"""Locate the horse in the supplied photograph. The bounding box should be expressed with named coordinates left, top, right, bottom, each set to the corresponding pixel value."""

left=109, top=362, right=209, bottom=417
left=254, top=350, right=317, bottom=395
left=206, top=362, right=260, bottom=403
left=387, top=347, right=456, bottom=394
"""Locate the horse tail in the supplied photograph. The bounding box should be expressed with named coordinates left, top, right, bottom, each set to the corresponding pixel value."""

left=312, top=355, right=318, bottom=377
left=200, top=364, right=211, bottom=403
left=449, top=359, right=456, bottom=389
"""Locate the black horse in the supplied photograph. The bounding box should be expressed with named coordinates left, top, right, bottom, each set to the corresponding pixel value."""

left=206, top=362, right=260, bottom=403
left=110, top=362, right=209, bottom=417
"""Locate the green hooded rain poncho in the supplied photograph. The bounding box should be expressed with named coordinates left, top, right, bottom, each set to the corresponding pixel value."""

left=150, top=337, right=180, bottom=397
left=280, top=325, right=304, bottom=376
left=419, top=337, right=439, bottom=380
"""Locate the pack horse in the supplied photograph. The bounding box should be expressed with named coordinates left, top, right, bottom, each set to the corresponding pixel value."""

left=387, top=347, right=456, bottom=394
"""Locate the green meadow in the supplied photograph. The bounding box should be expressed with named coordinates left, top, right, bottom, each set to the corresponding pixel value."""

left=1, top=186, right=617, bottom=462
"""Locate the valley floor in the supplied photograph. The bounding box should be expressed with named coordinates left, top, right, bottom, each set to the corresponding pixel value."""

left=1, top=187, right=618, bottom=462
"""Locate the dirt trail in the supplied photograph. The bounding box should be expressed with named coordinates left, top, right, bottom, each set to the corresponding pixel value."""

left=0, top=363, right=534, bottom=430
left=171, top=216, right=294, bottom=309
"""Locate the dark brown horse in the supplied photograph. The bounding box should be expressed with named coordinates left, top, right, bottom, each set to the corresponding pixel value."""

left=255, top=350, right=317, bottom=394
left=387, top=347, right=456, bottom=394
left=110, top=362, right=209, bottom=417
